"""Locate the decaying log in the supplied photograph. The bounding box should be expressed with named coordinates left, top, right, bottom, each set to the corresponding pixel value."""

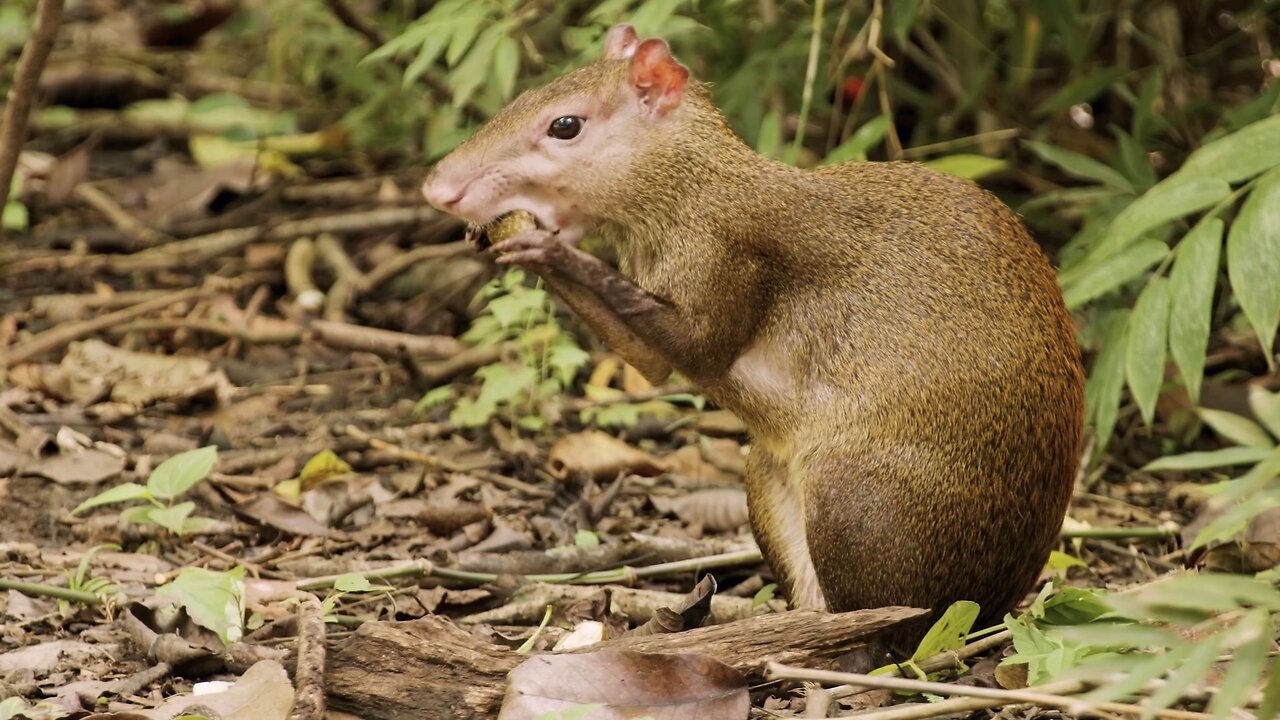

left=326, top=606, right=927, bottom=720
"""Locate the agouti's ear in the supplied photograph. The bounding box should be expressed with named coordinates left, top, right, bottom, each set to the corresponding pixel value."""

left=603, top=24, right=639, bottom=60
left=628, top=38, right=689, bottom=115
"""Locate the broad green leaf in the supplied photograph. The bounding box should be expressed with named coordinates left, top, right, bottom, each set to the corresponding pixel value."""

left=1044, top=551, right=1086, bottom=571
left=1125, top=278, right=1170, bottom=427
left=1021, top=140, right=1134, bottom=192
left=445, top=11, right=488, bottom=67
left=73, top=482, right=151, bottom=514
left=1168, top=219, right=1223, bottom=403
left=1142, top=446, right=1276, bottom=472
left=0, top=697, right=28, bottom=720
left=924, top=154, right=1006, bottom=180
left=574, top=529, right=600, bottom=549
left=1041, top=587, right=1111, bottom=626
left=147, top=445, right=218, bottom=500
left=451, top=396, right=497, bottom=427
left=1089, top=176, right=1230, bottom=262
left=1249, top=386, right=1280, bottom=439
left=822, top=115, right=889, bottom=165
left=1177, top=113, right=1280, bottom=185
left=1226, top=166, right=1280, bottom=367
left=548, top=344, right=591, bottom=388
left=1083, top=644, right=1191, bottom=704
left=1208, top=610, right=1270, bottom=718
left=911, top=601, right=980, bottom=661
left=450, top=21, right=513, bottom=110
left=755, top=109, right=782, bottom=159
left=333, top=573, right=391, bottom=593
left=121, top=505, right=158, bottom=525
left=475, top=362, right=538, bottom=410
left=414, top=385, right=456, bottom=416
left=157, top=567, right=246, bottom=645
left=1084, top=310, right=1130, bottom=455
left=1198, top=408, right=1275, bottom=450
left=149, top=502, right=196, bottom=536
left=1061, top=240, right=1166, bottom=310
left=1034, top=68, right=1124, bottom=115
left=1194, top=485, right=1280, bottom=550
left=491, top=34, right=520, bottom=102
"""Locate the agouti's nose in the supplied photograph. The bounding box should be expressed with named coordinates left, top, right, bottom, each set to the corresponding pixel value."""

left=422, top=176, right=465, bottom=211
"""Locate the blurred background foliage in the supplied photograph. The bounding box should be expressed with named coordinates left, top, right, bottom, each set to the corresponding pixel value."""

left=3, top=0, right=1279, bottom=488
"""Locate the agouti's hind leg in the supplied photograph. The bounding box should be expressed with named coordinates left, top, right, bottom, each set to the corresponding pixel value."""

left=745, top=446, right=826, bottom=609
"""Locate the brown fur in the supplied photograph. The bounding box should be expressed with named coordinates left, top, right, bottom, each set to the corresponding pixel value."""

left=427, top=45, right=1085, bottom=631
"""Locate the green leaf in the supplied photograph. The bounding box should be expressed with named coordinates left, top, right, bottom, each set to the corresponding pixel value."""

left=911, top=600, right=980, bottom=661
left=1177, top=113, right=1280, bottom=185
left=1021, top=140, right=1134, bottom=192
left=73, top=482, right=151, bottom=514
left=1085, top=310, right=1130, bottom=455
left=1226, top=166, right=1280, bottom=366
left=924, top=154, right=1006, bottom=180
left=1034, top=67, right=1124, bottom=115
left=1143, top=446, right=1277, bottom=472
left=1041, top=587, right=1111, bottom=626
left=414, top=385, right=456, bottom=416
left=475, top=362, right=538, bottom=410
left=450, top=20, right=513, bottom=110
left=1125, top=278, right=1170, bottom=427
left=445, top=11, right=488, bottom=67
left=548, top=344, right=591, bottom=388
left=574, top=529, right=600, bottom=549
left=333, top=573, right=391, bottom=593
left=2, top=201, right=27, bottom=230
left=755, top=109, right=782, bottom=159
left=1249, top=386, right=1280, bottom=439
left=1089, top=176, right=1230, bottom=262
left=491, top=34, right=520, bottom=102
left=450, top=396, right=497, bottom=428
left=1208, top=610, right=1270, bottom=718
left=121, top=504, right=159, bottom=525
left=157, top=567, right=246, bottom=645
left=886, top=0, right=922, bottom=42
left=149, top=502, right=196, bottom=536
left=1061, top=240, right=1167, bottom=310
left=1044, top=551, right=1086, bottom=571
left=147, top=445, right=218, bottom=500
left=0, top=697, right=28, bottom=720
left=821, top=115, right=889, bottom=165
left=1168, top=219, right=1223, bottom=404
left=1198, top=408, right=1275, bottom=450
left=1143, top=634, right=1224, bottom=715
left=298, top=448, right=354, bottom=485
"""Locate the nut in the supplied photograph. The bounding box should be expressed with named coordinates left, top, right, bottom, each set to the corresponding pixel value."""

left=466, top=210, right=538, bottom=250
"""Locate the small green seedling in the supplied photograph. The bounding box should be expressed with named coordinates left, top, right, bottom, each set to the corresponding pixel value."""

left=61, top=543, right=122, bottom=615
left=73, top=446, right=219, bottom=536
left=319, top=572, right=394, bottom=622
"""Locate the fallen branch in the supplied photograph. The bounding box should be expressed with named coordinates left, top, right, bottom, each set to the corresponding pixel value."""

left=0, top=286, right=213, bottom=367
left=0, top=0, right=64, bottom=227
left=309, top=318, right=461, bottom=358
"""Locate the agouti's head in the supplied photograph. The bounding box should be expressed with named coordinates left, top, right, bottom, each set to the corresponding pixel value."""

left=422, top=24, right=698, bottom=243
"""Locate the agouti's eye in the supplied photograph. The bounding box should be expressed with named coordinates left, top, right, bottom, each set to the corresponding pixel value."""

left=548, top=116, right=584, bottom=140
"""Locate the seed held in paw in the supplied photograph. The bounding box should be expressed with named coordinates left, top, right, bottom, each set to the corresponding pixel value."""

left=466, top=210, right=538, bottom=251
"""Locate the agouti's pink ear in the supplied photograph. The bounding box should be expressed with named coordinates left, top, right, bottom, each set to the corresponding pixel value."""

left=603, top=24, right=639, bottom=60
left=628, top=38, right=688, bottom=115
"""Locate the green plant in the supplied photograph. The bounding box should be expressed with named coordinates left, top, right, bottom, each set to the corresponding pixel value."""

left=73, top=446, right=220, bottom=536
left=157, top=566, right=246, bottom=645
left=1004, top=576, right=1279, bottom=718
left=319, top=573, right=393, bottom=623
left=60, top=543, right=122, bottom=615
left=421, top=269, right=589, bottom=431
left=3, top=175, right=27, bottom=231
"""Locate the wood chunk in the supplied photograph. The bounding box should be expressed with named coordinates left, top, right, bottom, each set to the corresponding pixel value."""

left=326, top=606, right=927, bottom=720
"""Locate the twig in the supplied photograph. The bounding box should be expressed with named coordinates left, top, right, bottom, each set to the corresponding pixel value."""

left=830, top=629, right=1013, bottom=698
left=315, top=233, right=363, bottom=322
left=765, top=663, right=1216, bottom=720
left=112, top=317, right=302, bottom=345
left=225, top=284, right=270, bottom=358
left=289, top=595, right=327, bottom=720
left=0, top=286, right=211, bottom=367
left=74, top=183, right=173, bottom=247
left=1061, top=525, right=1180, bottom=540
left=310, top=318, right=461, bottom=358
left=286, top=237, right=324, bottom=311
left=359, top=240, right=469, bottom=292
left=0, top=0, right=64, bottom=231
left=790, top=0, right=827, bottom=159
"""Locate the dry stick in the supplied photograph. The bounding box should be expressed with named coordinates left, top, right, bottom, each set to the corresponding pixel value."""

left=0, top=286, right=210, bottom=366
left=0, top=0, right=64, bottom=226
left=74, top=183, right=173, bottom=247
left=315, top=233, right=363, bottom=322
left=289, top=595, right=327, bottom=720
left=359, top=240, right=469, bottom=292
left=112, top=317, right=303, bottom=345
left=764, top=664, right=1215, bottom=720
left=225, top=284, right=270, bottom=358
left=310, top=318, right=461, bottom=358
left=828, top=629, right=1013, bottom=700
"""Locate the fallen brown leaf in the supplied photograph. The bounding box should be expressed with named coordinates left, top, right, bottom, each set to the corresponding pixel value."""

left=547, top=430, right=667, bottom=482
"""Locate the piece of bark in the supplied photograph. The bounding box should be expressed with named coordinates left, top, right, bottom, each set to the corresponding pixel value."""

left=326, top=607, right=926, bottom=720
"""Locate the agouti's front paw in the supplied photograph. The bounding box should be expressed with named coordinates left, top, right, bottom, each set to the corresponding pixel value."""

left=490, top=229, right=569, bottom=269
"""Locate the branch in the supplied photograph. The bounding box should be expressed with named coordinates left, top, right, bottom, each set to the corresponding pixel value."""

left=0, top=0, right=65, bottom=231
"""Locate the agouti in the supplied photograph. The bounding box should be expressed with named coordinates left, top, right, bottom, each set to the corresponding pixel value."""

left=423, top=24, right=1085, bottom=632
